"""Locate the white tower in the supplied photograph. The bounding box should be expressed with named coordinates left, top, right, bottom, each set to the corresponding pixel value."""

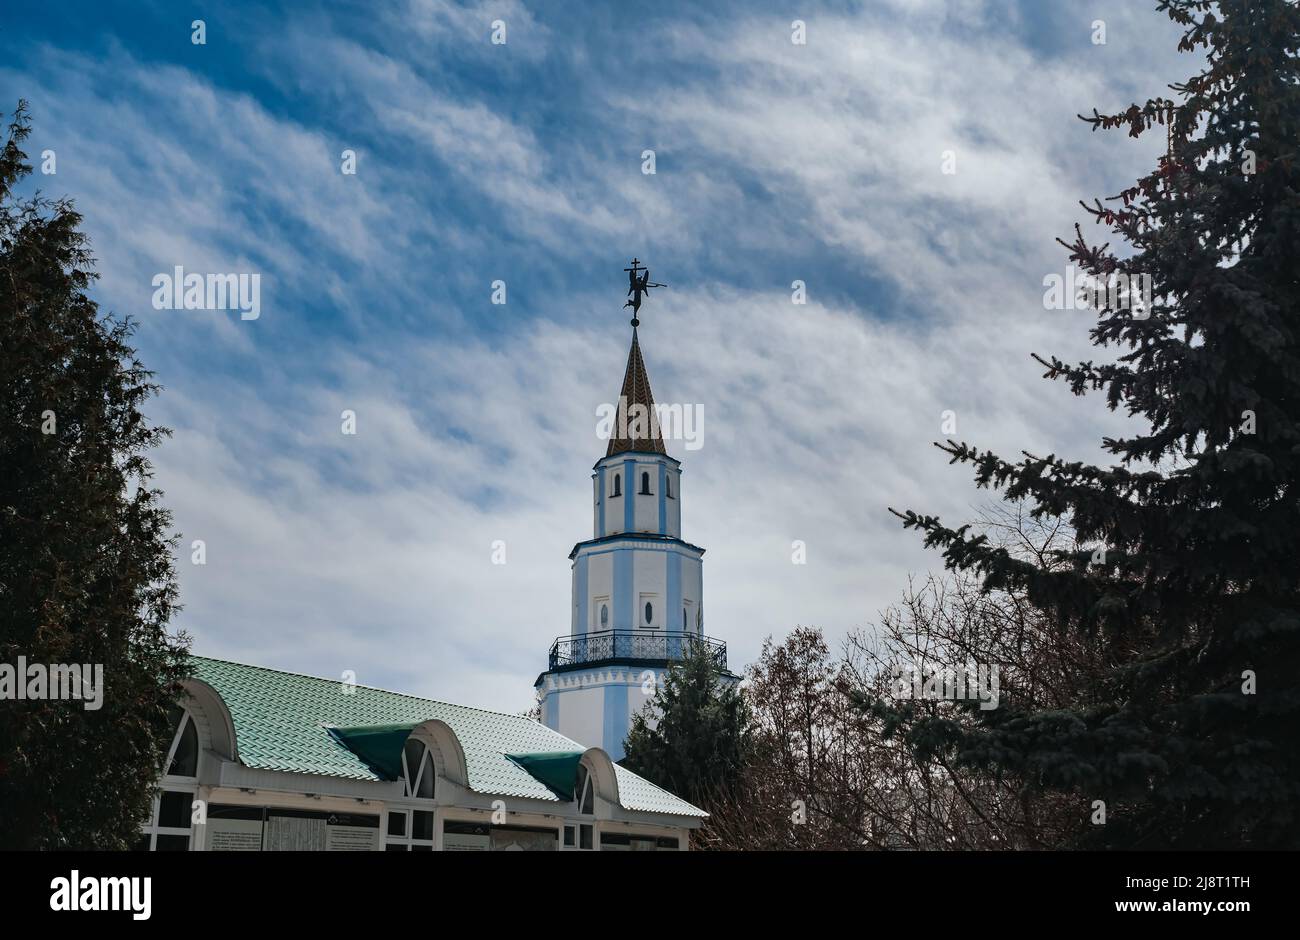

left=534, top=318, right=729, bottom=760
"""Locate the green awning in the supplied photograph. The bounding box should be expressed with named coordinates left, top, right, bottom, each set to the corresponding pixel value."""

left=328, top=723, right=421, bottom=780
left=504, top=751, right=586, bottom=800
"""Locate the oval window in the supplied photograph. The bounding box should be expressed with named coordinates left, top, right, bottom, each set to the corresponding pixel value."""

left=644, top=601, right=653, bottom=624
left=600, top=605, right=609, bottom=627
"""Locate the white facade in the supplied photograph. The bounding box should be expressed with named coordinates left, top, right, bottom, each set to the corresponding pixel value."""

left=143, top=676, right=699, bottom=852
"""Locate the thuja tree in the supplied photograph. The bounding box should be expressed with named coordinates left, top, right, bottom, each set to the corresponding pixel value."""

left=622, top=639, right=752, bottom=815
left=870, top=0, right=1300, bottom=848
left=0, top=102, right=191, bottom=849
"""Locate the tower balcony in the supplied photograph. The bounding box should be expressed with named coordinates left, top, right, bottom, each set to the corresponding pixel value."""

left=547, top=630, right=728, bottom=673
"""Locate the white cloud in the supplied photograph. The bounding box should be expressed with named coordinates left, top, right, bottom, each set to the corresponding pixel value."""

left=5, top=0, right=1197, bottom=716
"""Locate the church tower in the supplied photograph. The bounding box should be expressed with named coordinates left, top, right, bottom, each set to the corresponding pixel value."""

left=535, top=274, right=729, bottom=760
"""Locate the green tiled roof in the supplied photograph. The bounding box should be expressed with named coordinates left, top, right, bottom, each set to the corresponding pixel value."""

left=191, top=656, right=704, bottom=818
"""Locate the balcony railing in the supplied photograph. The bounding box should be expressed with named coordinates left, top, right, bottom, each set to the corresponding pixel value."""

left=547, top=629, right=728, bottom=672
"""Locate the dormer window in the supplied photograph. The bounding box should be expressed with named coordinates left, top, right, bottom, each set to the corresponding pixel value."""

left=611, top=473, right=621, bottom=497
left=640, top=471, right=652, bottom=495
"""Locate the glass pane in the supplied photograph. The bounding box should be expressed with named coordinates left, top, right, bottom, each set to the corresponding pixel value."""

left=644, top=602, right=653, bottom=624
left=131, top=834, right=151, bottom=852
left=416, top=751, right=435, bottom=799
left=574, top=766, right=588, bottom=810
left=413, top=811, right=434, bottom=841
left=579, top=825, right=592, bottom=850
left=161, top=705, right=183, bottom=764
left=168, top=717, right=198, bottom=777
left=412, top=844, right=433, bottom=851
left=155, top=834, right=190, bottom=852
left=403, top=739, right=424, bottom=791
left=564, top=826, right=575, bottom=846
left=385, top=844, right=408, bottom=852
left=159, top=791, right=192, bottom=829
left=387, top=811, right=407, bottom=837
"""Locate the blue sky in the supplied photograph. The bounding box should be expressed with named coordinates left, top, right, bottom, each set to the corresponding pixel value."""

left=3, top=0, right=1189, bottom=712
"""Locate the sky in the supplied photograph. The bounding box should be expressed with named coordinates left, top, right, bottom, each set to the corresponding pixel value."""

left=2, top=0, right=1192, bottom=713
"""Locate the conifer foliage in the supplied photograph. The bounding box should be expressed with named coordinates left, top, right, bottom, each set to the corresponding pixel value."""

left=878, top=1, right=1300, bottom=848
left=622, top=640, right=751, bottom=814
left=0, top=102, right=191, bottom=849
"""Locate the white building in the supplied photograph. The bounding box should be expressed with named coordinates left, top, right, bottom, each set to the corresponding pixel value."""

left=140, top=657, right=704, bottom=851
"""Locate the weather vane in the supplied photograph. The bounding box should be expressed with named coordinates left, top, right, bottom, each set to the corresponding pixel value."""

left=623, top=258, right=666, bottom=327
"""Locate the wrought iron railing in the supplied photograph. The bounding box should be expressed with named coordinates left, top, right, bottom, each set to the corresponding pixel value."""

left=548, top=630, right=728, bottom=671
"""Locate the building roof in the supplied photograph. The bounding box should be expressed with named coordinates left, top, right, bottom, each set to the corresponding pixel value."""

left=606, top=328, right=668, bottom=458
left=190, top=656, right=704, bottom=818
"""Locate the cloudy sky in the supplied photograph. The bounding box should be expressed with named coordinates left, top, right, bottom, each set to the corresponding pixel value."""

left=4, top=0, right=1191, bottom=712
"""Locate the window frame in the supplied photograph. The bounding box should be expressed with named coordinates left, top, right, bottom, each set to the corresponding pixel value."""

left=385, top=736, right=439, bottom=851
left=141, top=707, right=202, bottom=851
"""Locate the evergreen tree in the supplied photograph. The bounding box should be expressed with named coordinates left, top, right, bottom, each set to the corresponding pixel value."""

left=875, top=1, right=1300, bottom=848
left=0, top=102, right=191, bottom=849
left=621, top=640, right=751, bottom=812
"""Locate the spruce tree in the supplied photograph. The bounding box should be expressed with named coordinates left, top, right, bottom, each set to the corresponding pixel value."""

left=621, top=640, right=751, bottom=811
left=0, top=102, right=191, bottom=849
left=879, top=1, right=1300, bottom=848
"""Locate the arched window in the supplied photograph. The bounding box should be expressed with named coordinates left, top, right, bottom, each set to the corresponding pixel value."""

left=640, top=471, right=651, bottom=495
left=612, top=474, right=621, bottom=497
left=386, top=737, right=438, bottom=851
left=644, top=601, right=653, bottom=624
left=140, top=707, right=201, bottom=851
left=600, top=604, right=609, bottom=628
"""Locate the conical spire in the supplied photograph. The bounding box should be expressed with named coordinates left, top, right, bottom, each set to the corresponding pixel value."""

left=606, top=328, right=667, bottom=457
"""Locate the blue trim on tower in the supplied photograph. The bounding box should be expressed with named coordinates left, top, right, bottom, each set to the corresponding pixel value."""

left=614, top=550, right=634, bottom=630
left=603, top=684, right=630, bottom=760
left=575, top=554, right=589, bottom=634
left=667, top=551, right=682, bottom=634
left=594, top=451, right=680, bottom=471
left=596, top=466, right=606, bottom=537
left=569, top=532, right=706, bottom=561
left=623, top=459, right=635, bottom=532
left=657, top=462, right=667, bottom=535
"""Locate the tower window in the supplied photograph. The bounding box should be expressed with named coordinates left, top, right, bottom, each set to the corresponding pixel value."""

left=600, top=604, right=609, bottom=628
left=611, top=473, right=621, bottom=497
left=666, top=476, right=673, bottom=498
left=640, top=471, right=651, bottom=495
left=644, top=601, right=653, bottom=624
